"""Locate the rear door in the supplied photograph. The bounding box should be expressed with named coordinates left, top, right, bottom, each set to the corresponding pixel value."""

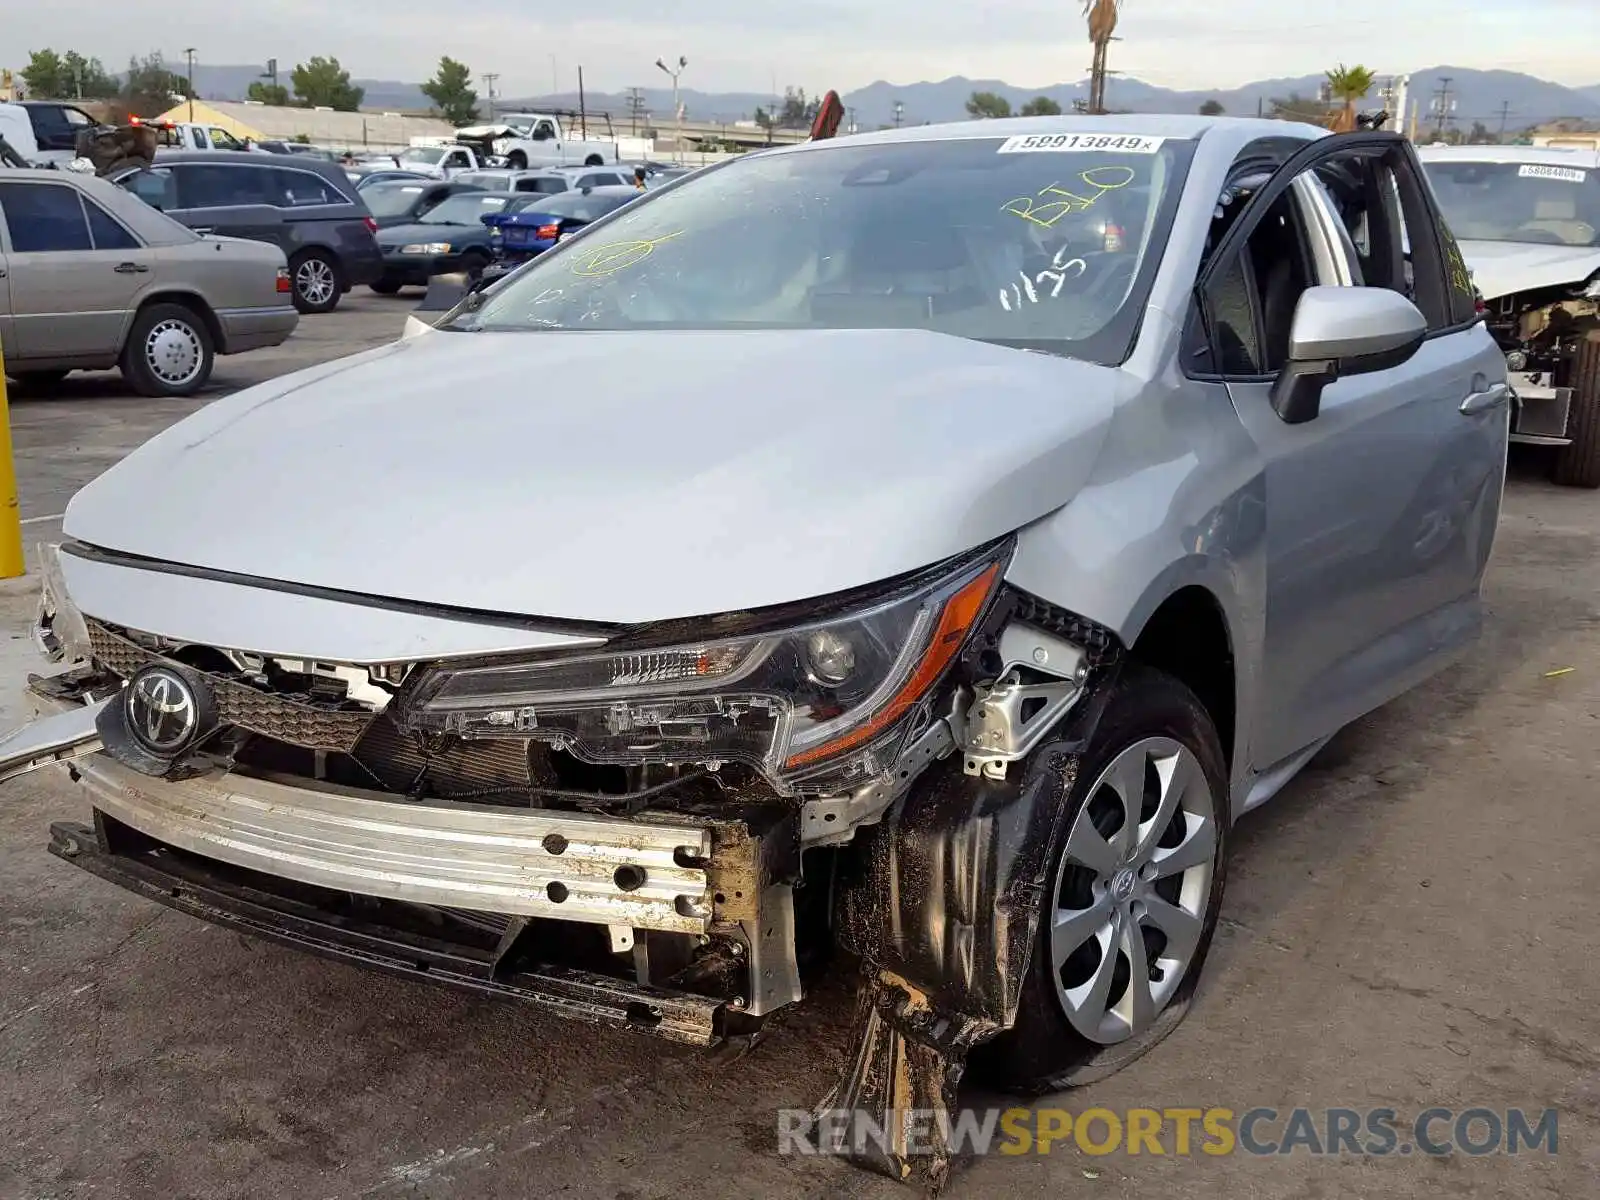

left=0, top=179, right=152, bottom=361
left=168, top=162, right=288, bottom=251
left=1194, top=133, right=1507, bottom=767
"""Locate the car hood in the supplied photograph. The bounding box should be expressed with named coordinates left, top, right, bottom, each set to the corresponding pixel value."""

left=1457, top=239, right=1600, bottom=300
left=63, top=329, right=1123, bottom=625
left=378, top=221, right=484, bottom=247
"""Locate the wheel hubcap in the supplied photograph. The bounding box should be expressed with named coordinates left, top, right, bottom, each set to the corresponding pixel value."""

left=297, top=259, right=335, bottom=305
left=1050, top=736, right=1217, bottom=1046
left=144, top=319, right=202, bottom=386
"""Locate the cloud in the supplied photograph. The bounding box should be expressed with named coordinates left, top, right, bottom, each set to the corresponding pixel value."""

left=10, top=0, right=1599, bottom=95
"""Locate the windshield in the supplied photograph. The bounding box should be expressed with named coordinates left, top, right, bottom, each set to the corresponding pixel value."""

left=459, top=134, right=1192, bottom=362
left=400, top=147, right=447, bottom=165
left=532, top=190, right=638, bottom=221
left=418, top=193, right=516, bottom=224
left=364, top=184, right=429, bottom=217
left=1424, top=160, right=1600, bottom=247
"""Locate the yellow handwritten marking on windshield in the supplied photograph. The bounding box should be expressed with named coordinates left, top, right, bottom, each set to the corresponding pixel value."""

left=570, top=231, right=684, bottom=277
left=1002, top=166, right=1136, bottom=228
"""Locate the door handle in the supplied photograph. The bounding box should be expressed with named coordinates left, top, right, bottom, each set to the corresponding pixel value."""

left=113, top=262, right=150, bottom=274
left=1460, top=384, right=1510, bottom=416
left=193, top=227, right=214, bottom=236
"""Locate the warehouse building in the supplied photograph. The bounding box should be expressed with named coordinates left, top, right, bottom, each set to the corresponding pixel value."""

left=153, top=99, right=454, bottom=151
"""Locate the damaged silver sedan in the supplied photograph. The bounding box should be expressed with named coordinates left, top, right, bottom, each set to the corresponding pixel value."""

left=1, top=114, right=1508, bottom=1187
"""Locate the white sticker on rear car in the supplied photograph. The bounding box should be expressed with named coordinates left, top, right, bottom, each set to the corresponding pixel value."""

left=1517, top=164, right=1588, bottom=183
left=997, top=133, right=1165, bottom=155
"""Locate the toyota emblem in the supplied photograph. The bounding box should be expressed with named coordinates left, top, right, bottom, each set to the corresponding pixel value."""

left=124, top=665, right=204, bottom=756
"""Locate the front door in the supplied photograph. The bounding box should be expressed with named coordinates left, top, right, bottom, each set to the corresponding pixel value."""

left=0, top=179, right=150, bottom=362
left=1195, top=134, right=1508, bottom=769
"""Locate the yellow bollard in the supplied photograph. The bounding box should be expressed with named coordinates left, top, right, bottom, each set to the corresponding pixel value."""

left=0, top=346, right=24, bottom=578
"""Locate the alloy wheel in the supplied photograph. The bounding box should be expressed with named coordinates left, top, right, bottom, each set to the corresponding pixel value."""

left=296, top=257, right=337, bottom=307
left=1050, top=736, right=1218, bottom=1045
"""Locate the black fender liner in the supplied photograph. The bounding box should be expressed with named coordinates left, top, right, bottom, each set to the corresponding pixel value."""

left=818, top=659, right=1124, bottom=1191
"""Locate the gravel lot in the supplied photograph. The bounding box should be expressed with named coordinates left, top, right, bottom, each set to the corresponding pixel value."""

left=1, top=301, right=1596, bottom=1198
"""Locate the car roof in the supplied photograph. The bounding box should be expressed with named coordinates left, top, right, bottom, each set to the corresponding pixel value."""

left=151, top=149, right=353, bottom=181
left=1416, top=143, right=1600, bottom=168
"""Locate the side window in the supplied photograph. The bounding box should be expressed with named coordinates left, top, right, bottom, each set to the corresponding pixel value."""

left=84, top=199, right=140, bottom=250
left=210, top=127, right=246, bottom=151
left=532, top=121, right=555, bottom=141
left=119, top=168, right=177, bottom=212
left=445, top=151, right=469, bottom=169
left=271, top=168, right=340, bottom=207
left=1385, top=158, right=1458, bottom=331
left=179, top=164, right=278, bottom=208
left=0, top=182, right=92, bottom=252
left=576, top=175, right=602, bottom=189
left=63, top=108, right=94, bottom=129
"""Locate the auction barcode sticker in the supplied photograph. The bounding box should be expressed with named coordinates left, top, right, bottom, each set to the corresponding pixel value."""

left=997, top=133, right=1165, bottom=155
left=1518, top=164, right=1588, bottom=183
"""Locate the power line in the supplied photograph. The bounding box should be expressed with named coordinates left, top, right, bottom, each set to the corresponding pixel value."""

left=1431, top=75, right=1455, bottom=136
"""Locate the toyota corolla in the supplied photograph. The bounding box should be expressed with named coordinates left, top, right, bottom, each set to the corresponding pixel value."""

left=0, top=115, right=1507, bottom=1186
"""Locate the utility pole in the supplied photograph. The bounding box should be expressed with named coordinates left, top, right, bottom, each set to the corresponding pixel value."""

left=892, top=99, right=904, bottom=127
left=482, top=72, right=499, bottom=120
left=656, top=55, right=686, bottom=164
left=846, top=106, right=856, bottom=135
left=183, top=47, right=197, bottom=121
left=626, top=87, right=645, bottom=136
left=1496, top=100, right=1512, bottom=142
left=1431, top=75, right=1454, bottom=138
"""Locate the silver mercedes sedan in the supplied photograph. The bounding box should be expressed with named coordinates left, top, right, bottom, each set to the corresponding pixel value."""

left=1, top=115, right=1507, bottom=1186
left=0, top=169, right=296, bottom=396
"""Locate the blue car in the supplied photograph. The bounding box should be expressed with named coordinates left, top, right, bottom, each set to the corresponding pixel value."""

left=478, top=185, right=642, bottom=285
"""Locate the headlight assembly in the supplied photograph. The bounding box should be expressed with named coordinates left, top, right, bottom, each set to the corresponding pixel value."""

left=404, top=546, right=1009, bottom=793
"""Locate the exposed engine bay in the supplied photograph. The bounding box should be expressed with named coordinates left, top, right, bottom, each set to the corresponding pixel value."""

left=1484, top=280, right=1600, bottom=391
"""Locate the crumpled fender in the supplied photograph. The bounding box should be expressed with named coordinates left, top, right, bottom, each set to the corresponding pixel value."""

left=820, top=664, right=1123, bottom=1190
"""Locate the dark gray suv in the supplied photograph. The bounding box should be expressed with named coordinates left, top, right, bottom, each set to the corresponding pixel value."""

left=112, top=151, right=383, bottom=313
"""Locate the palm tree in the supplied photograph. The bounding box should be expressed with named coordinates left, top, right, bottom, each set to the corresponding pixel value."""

left=1083, top=0, right=1120, bottom=114
left=1324, top=64, right=1376, bottom=132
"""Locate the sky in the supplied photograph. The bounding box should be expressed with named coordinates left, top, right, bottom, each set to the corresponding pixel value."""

left=9, top=0, right=1600, bottom=96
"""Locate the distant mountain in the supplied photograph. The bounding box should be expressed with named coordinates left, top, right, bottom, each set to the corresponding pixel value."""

left=166, top=64, right=428, bottom=111
left=837, top=68, right=1600, bottom=130
left=174, top=64, right=1600, bottom=132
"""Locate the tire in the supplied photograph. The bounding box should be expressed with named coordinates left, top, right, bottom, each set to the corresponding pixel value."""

left=975, top=664, right=1229, bottom=1093
left=583, top=154, right=604, bottom=167
left=8, top=370, right=70, bottom=392
left=1551, top=333, right=1600, bottom=488
left=290, top=249, right=342, bottom=314
left=370, top=280, right=403, bottom=295
left=458, top=250, right=490, bottom=280
left=119, top=302, right=215, bottom=398
left=507, top=151, right=528, bottom=170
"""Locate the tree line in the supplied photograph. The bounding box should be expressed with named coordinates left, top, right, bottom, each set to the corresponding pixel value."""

left=20, top=49, right=484, bottom=124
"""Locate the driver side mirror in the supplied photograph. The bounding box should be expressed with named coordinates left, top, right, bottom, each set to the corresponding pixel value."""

left=1271, top=286, right=1427, bottom=424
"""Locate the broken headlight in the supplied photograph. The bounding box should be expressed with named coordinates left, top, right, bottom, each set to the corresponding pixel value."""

left=405, top=548, right=1008, bottom=792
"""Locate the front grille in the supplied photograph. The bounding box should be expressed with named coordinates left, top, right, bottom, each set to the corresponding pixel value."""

left=87, top=621, right=376, bottom=753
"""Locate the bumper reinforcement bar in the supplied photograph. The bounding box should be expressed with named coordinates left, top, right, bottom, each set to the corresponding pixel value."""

left=49, top=818, right=725, bottom=1046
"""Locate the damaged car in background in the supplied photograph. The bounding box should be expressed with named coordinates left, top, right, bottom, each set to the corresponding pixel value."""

left=1421, top=145, right=1600, bottom=486
left=1, top=115, right=1508, bottom=1188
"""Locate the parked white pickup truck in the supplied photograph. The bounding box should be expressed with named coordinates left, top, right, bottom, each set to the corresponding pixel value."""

left=385, top=143, right=490, bottom=179
left=459, top=114, right=619, bottom=169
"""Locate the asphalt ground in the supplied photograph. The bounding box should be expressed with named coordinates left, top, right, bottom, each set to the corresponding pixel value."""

left=0, top=302, right=1595, bottom=1198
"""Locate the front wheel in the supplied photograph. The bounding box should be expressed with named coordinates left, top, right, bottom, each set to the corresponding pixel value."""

left=1551, top=333, right=1600, bottom=488
left=976, top=665, right=1229, bottom=1093
left=120, top=303, right=215, bottom=398
left=506, top=151, right=528, bottom=170
left=290, top=250, right=342, bottom=314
